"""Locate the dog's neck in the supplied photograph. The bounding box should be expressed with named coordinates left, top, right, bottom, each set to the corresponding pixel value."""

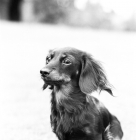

left=54, top=85, right=70, bottom=104
left=52, top=84, right=86, bottom=113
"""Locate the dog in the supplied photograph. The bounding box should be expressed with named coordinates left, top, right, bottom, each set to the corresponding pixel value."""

left=40, top=47, right=123, bottom=140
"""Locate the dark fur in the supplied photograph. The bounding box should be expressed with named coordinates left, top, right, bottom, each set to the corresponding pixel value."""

left=40, top=47, right=123, bottom=140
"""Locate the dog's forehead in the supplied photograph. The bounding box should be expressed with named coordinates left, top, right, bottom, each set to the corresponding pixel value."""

left=49, top=47, right=79, bottom=57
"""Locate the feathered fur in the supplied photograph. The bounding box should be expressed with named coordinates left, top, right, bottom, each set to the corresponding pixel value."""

left=40, top=47, right=123, bottom=140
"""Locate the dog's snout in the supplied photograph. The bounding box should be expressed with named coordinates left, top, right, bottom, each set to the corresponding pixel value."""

left=40, top=69, right=50, bottom=77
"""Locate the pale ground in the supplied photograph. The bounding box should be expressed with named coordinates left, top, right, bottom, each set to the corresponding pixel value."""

left=0, top=21, right=136, bottom=140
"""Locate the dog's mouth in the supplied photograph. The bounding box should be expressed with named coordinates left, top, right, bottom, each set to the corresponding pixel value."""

left=43, top=78, right=64, bottom=85
left=41, top=76, right=69, bottom=86
left=42, top=78, right=65, bottom=90
left=41, top=75, right=64, bottom=83
left=41, top=75, right=70, bottom=89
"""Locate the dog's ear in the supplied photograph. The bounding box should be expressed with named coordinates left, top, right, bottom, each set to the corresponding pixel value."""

left=79, top=54, right=112, bottom=95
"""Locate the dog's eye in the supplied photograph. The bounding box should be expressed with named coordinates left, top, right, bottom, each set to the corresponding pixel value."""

left=46, top=56, right=52, bottom=64
left=62, top=58, right=71, bottom=65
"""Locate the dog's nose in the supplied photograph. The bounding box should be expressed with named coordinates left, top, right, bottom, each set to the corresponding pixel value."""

left=40, top=69, right=50, bottom=77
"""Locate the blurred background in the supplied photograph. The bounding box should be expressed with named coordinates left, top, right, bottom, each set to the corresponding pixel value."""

left=0, top=0, right=136, bottom=30
left=0, top=0, right=136, bottom=140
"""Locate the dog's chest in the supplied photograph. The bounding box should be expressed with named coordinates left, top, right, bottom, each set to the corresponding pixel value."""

left=52, top=105, right=94, bottom=131
left=52, top=110, right=98, bottom=140
left=51, top=91, right=101, bottom=139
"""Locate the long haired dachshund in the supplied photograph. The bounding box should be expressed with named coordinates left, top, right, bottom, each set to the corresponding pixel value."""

left=40, top=47, right=123, bottom=140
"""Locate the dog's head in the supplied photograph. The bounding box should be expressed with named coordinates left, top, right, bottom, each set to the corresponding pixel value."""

left=40, top=47, right=112, bottom=95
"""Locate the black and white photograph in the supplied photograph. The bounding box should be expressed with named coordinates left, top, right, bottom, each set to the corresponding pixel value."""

left=0, top=0, right=136, bottom=140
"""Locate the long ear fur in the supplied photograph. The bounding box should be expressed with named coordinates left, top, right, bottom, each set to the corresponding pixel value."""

left=79, top=54, right=112, bottom=95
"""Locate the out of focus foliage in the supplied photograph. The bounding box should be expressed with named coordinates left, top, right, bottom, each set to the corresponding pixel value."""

left=0, top=0, right=9, bottom=19
left=124, top=15, right=136, bottom=31
left=0, top=0, right=136, bottom=31
left=33, top=0, right=68, bottom=23
left=32, top=0, right=113, bottom=29
left=66, top=2, right=114, bottom=29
